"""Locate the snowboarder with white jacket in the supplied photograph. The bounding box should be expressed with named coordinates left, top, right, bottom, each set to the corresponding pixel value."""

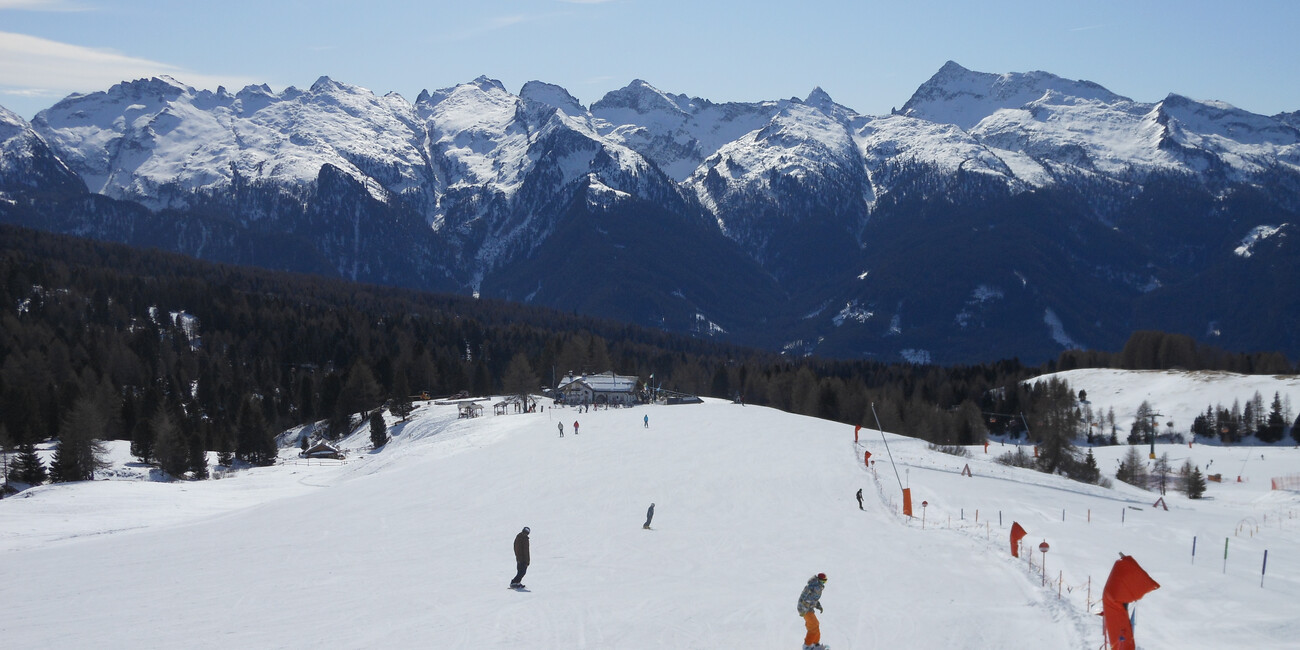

left=797, top=572, right=828, bottom=649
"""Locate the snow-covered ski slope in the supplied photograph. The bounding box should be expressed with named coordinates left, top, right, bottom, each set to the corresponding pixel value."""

left=2, top=387, right=1298, bottom=648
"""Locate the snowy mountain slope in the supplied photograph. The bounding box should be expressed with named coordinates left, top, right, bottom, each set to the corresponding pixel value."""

left=5, top=62, right=1300, bottom=363
left=853, top=113, right=1025, bottom=189
left=417, top=77, right=698, bottom=283
left=3, top=383, right=1297, bottom=649
left=590, top=80, right=782, bottom=182
left=1036, top=368, right=1300, bottom=434
left=902, top=61, right=1132, bottom=132
left=416, top=76, right=531, bottom=206
left=687, top=98, right=872, bottom=283
left=31, top=76, right=435, bottom=209
left=1151, top=94, right=1300, bottom=179
left=0, top=105, right=85, bottom=196
left=902, top=61, right=1300, bottom=187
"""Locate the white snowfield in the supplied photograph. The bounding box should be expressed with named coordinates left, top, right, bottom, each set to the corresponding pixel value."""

left=2, top=376, right=1298, bottom=649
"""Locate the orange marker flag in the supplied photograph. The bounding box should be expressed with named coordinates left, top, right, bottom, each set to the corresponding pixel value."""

left=1010, top=522, right=1027, bottom=557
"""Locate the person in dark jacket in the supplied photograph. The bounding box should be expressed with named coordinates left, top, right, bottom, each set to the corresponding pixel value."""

left=643, top=503, right=655, bottom=529
left=856, top=488, right=863, bottom=510
left=510, top=527, right=530, bottom=588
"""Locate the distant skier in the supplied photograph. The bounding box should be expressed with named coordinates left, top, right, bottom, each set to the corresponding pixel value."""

left=558, top=422, right=564, bottom=438
left=510, top=527, right=530, bottom=589
left=797, top=573, right=828, bottom=650
left=644, top=414, right=649, bottom=428
left=855, top=488, right=863, bottom=510
left=573, top=420, right=580, bottom=435
left=643, top=503, right=655, bottom=529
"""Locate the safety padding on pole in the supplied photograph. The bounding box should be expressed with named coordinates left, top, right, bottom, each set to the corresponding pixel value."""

left=902, top=488, right=913, bottom=517
left=1010, top=522, right=1027, bottom=557
left=1102, top=555, right=1160, bottom=650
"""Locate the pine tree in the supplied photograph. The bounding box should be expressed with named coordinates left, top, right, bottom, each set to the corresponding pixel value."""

left=1029, top=377, right=1080, bottom=475
left=389, top=372, right=414, bottom=422
left=502, top=353, right=539, bottom=402
left=9, top=442, right=46, bottom=486
left=1261, top=392, right=1286, bottom=443
left=340, top=361, right=381, bottom=419
left=49, top=398, right=109, bottom=482
left=1181, top=460, right=1207, bottom=499
left=186, top=433, right=208, bottom=480
left=216, top=428, right=235, bottom=467
left=1153, top=453, right=1172, bottom=494
left=130, top=413, right=155, bottom=464
left=1117, top=445, right=1148, bottom=489
left=1251, top=391, right=1267, bottom=434
left=369, top=409, right=387, bottom=449
left=390, top=395, right=414, bottom=422
left=1077, top=448, right=1101, bottom=484
left=236, top=397, right=278, bottom=466
left=1129, top=401, right=1154, bottom=444
left=151, top=409, right=188, bottom=479
left=0, top=423, right=11, bottom=493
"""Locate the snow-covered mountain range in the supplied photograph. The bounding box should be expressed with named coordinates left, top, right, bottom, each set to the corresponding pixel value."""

left=3, top=62, right=1298, bottom=363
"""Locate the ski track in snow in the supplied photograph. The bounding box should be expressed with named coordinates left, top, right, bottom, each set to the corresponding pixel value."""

left=2, top=370, right=1299, bottom=648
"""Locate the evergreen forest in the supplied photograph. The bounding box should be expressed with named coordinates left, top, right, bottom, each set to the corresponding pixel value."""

left=1, top=224, right=1295, bottom=488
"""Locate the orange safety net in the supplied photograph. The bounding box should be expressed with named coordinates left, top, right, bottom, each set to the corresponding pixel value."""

left=902, top=488, right=913, bottom=517
left=1102, top=555, right=1160, bottom=650
left=1009, top=522, right=1027, bottom=557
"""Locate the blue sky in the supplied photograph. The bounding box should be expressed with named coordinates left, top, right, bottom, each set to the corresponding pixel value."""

left=2, top=0, right=1298, bottom=120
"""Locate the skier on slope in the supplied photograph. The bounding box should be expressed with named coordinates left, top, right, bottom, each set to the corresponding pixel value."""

left=643, top=503, right=655, bottom=529
left=558, top=422, right=564, bottom=438
left=855, top=488, right=863, bottom=510
left=797, top=573, right=828, bottom=650
left=510, top=527, right=530, bottom=589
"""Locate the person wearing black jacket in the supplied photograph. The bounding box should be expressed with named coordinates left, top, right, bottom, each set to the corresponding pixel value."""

left=510, top=527, right=530, bottom=588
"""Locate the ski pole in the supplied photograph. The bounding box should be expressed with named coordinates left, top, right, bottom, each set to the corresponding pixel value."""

left=1261, top=549, right=1268, bottom=588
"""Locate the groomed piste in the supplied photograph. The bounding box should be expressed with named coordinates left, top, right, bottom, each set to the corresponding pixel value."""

left=2, top=373, right=1298, bottom=649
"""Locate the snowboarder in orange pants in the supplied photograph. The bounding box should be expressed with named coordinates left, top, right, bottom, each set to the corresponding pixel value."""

left=797, top=572, right=827, bottom=649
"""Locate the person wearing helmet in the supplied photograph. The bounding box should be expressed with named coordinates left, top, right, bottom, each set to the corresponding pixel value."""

left=510, top=527, right=530, bottom=589
left=797, top=573, right=828, bottom=649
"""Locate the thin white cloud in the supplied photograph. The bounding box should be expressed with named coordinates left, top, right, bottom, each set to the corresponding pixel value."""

left=1068, top=24, right=1106, bottom=33
left=489, top=14, right=530, bottom=29
left=444, top=13, right=546, bottom=42
left=1, top=86, right=54, bottom=97
left=0, top=31, right=256, bottom=98
left=0, top=0, right=90, bottom=10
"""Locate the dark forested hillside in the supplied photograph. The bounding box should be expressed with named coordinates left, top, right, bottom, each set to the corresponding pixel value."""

left=1, top=225, right=1294, bottom=486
